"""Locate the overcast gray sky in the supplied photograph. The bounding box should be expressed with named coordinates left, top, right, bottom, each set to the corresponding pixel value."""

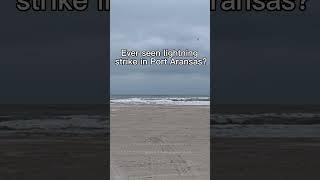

left=213, top=1, right=320, bottom=104
left=0, top=2, right=107, bottom=103
left=110, top=0, right=210, bottom=95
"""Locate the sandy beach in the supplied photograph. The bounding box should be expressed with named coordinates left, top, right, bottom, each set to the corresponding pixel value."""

left=0, top=137, right=108, bottom=180
left=0, top=105, right=108, bottom=179
left=111, top=105, right=210, bottom=180
left=214, top=138, right=320, bottom=180
left=213, top=105, right=320, bottom=179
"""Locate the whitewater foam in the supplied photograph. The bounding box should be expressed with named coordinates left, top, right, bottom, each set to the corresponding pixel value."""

left=111, top=96, right=210, bottom=106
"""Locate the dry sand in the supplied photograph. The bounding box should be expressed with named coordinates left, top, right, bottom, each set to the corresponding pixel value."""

left=110, top=105, right=210, bottom=180
left=2, top=105, right=320, bottom=179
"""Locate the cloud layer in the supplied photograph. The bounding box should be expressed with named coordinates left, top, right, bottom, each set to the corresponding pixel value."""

left=111, top=0, right=210, bottom=95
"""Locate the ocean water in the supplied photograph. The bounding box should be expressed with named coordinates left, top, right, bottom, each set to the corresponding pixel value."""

left=3, top=104, right=319, bottom=138
left=0, top=105, right=107, bottom=137
left=213, top=105, right=320, bottom=137
left=111, top=95, right=210, bottom=105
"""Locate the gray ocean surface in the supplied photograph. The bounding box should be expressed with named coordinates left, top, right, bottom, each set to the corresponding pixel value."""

left=111, top=95, right=210, bottom=105
left=213, top=105, right=320, bottom=137
left=0, top=105, right=107, bottom=137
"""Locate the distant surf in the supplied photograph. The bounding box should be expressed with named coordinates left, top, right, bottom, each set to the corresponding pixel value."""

left=111, top=95, right=210, bottom=105
left=0, top=105, right=107, bottom=137
left=213, top=105, right=320, bottom=137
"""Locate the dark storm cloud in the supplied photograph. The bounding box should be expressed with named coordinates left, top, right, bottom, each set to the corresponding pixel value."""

left=111, top=0, right=210, bottom=95
left=0, top=1, right=108, bottom=103
left=213, top=1, right=320, bottom=104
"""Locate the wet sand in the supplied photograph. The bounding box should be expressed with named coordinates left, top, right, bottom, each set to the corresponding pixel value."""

left=0, top=105, right=108, bottom=179
left=214, top=138, right=320, bottom=180
left=0, top=137, right=108, bottom=180
left=111, top=105, right=210, bottom=180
